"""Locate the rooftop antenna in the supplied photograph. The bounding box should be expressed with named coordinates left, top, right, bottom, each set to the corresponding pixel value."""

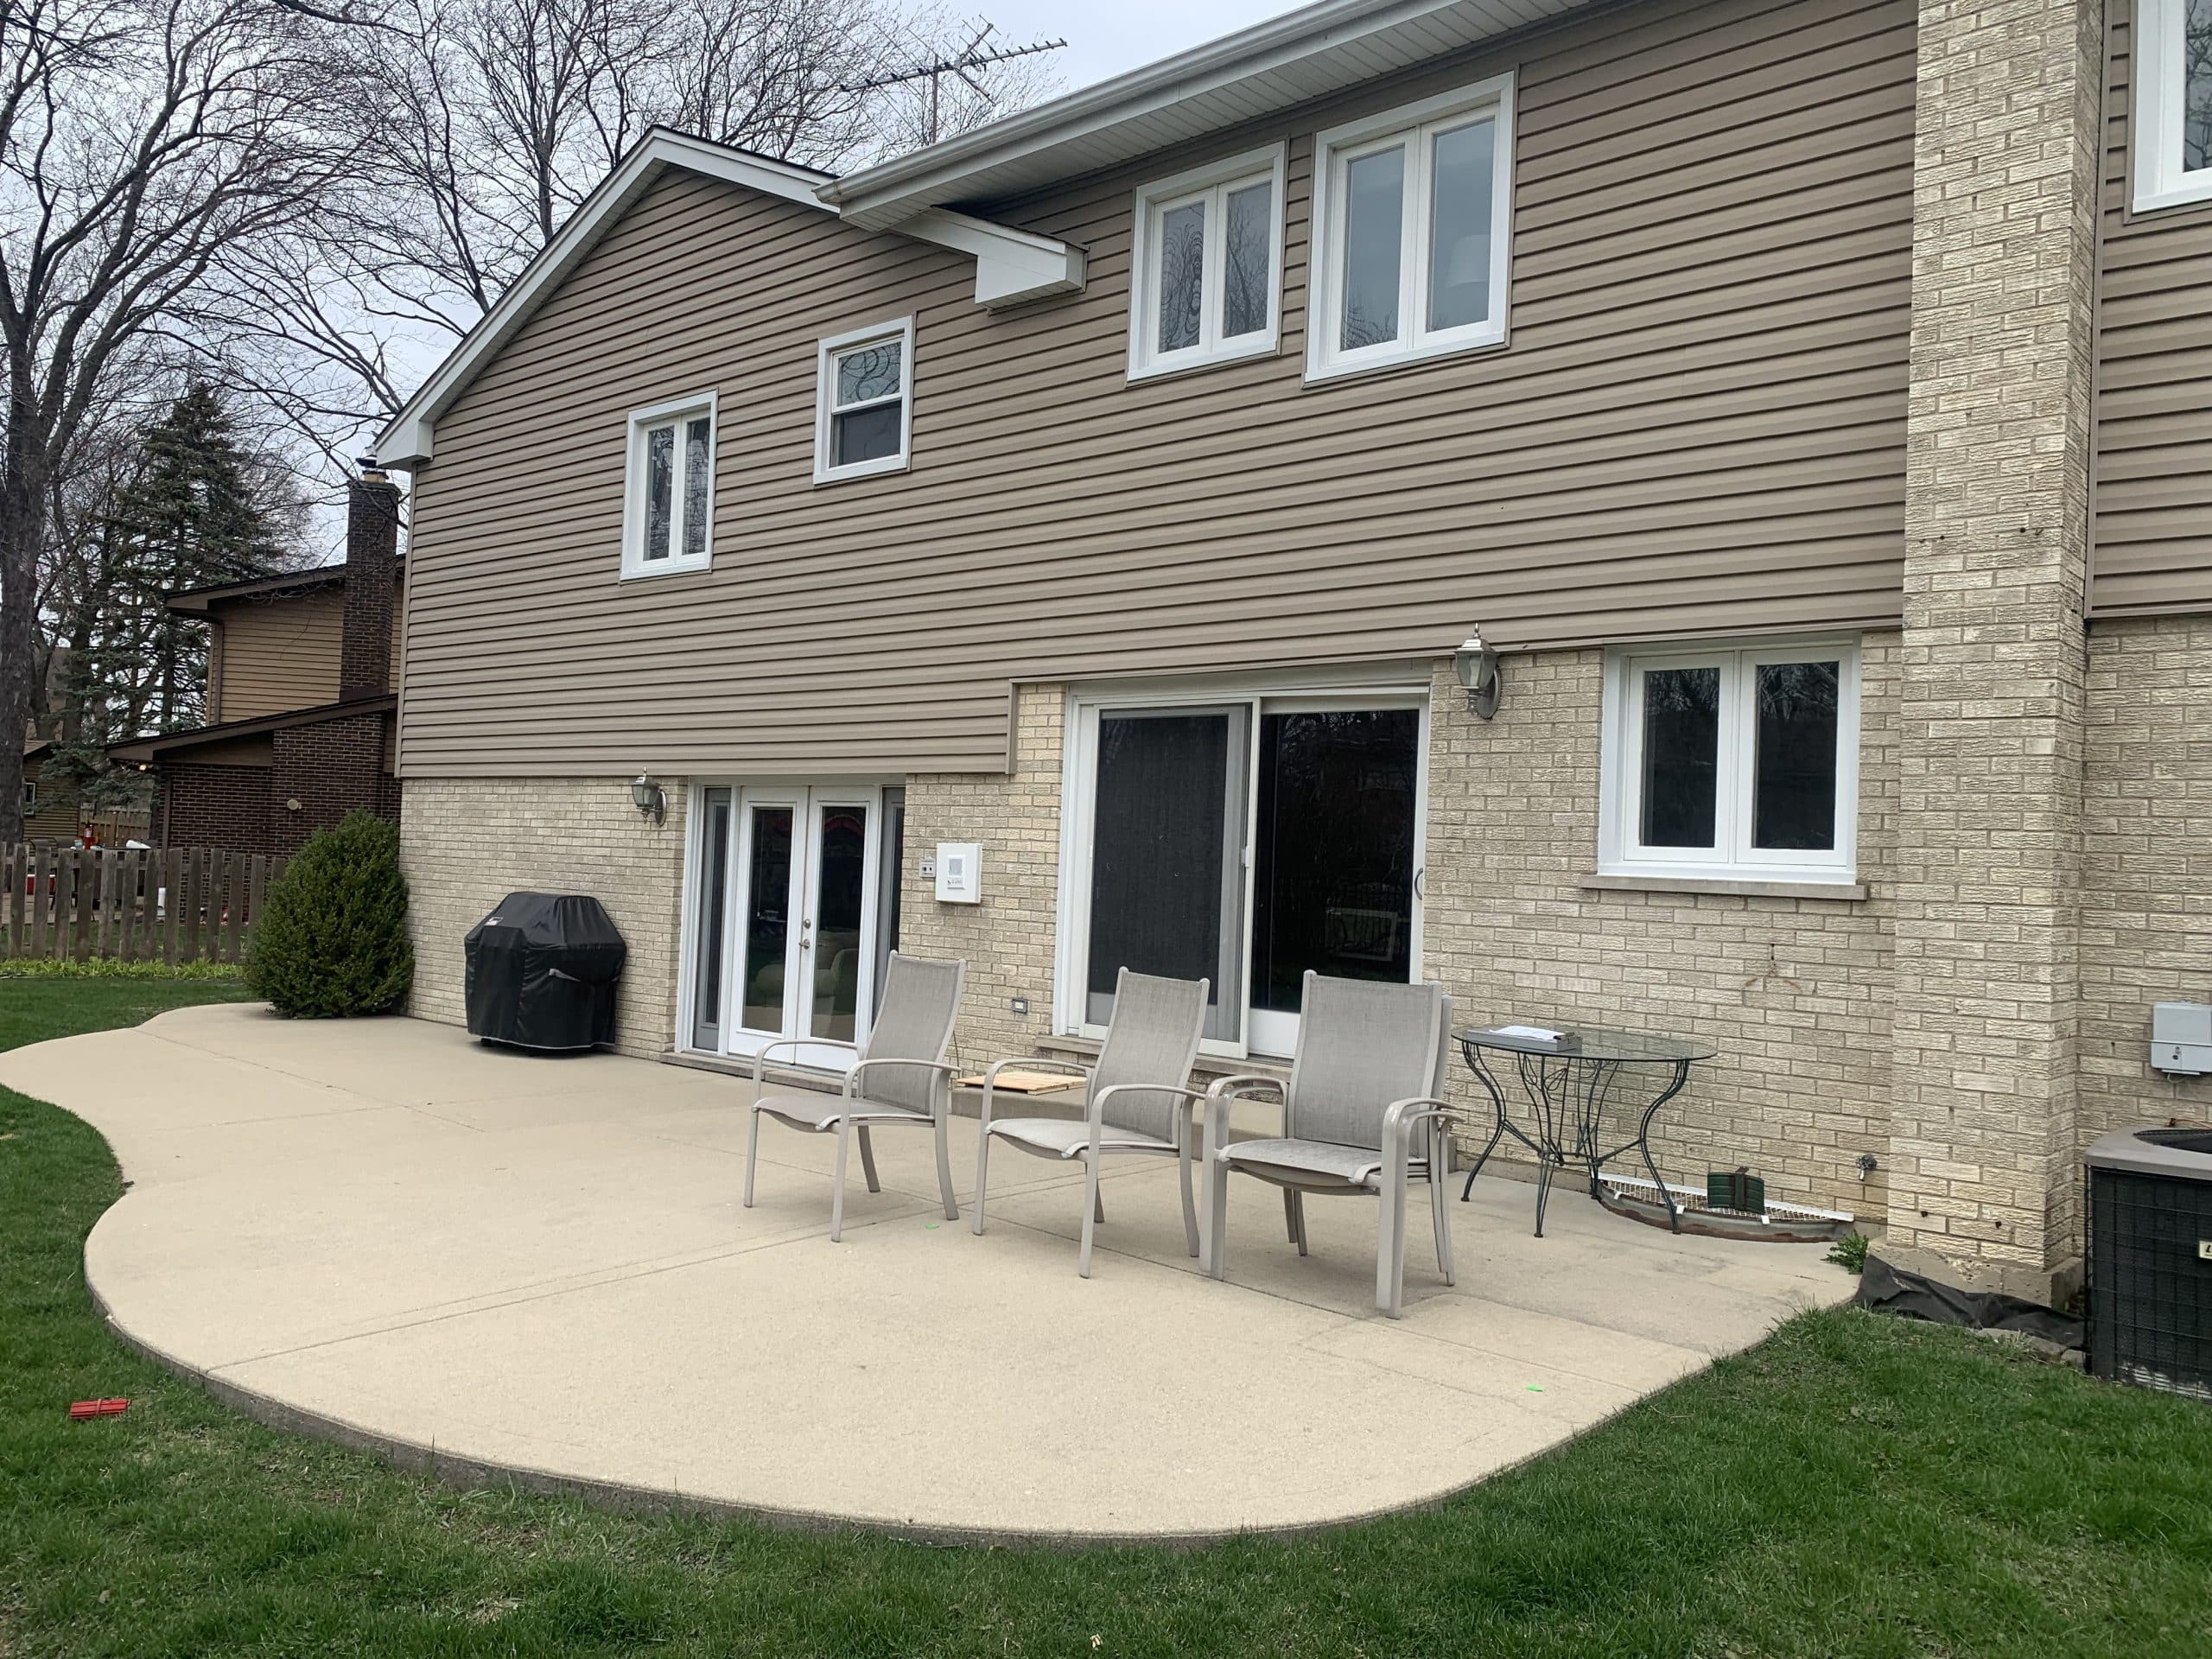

left=841, top=21, right=1065, bottom=145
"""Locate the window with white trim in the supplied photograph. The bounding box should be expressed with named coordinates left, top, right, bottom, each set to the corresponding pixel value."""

left=1599, top=640, right=1860, bottom=885
left=621, top=394, right=715, bottom=578
left=1307, top=74, right=1515, bottom=382
left=1128, top=146, right=1284, bottom=378
left=815, top=318, right=913, bottom=483
left=21, top=779, right=35, bottom=810
left=2135, top=0, right=2212, bottom=212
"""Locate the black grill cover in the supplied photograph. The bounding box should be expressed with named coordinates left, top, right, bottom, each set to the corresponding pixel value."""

left=464, top=893, right=626, bottom=1052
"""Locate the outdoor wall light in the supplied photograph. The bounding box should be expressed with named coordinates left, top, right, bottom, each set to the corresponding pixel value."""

left=1454, top=632, right=1502, bottom=720
left=630, top=773, right=665, bottom=825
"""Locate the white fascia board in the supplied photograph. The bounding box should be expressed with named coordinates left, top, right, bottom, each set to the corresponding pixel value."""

left=903, top=209, right=1086, bottom=307
left=374, top=129, right=1078, bottom=467
left=822, top=0, right=1562, bottom=228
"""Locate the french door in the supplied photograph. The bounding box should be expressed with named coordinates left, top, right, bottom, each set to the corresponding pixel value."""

left=1064, top=686, right=1427, bottom=1058
left=685, top=784, right=904, bottom=1068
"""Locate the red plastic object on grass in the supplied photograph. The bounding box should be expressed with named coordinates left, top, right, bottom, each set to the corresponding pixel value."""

left=68, top=1398, right=129, bottom=1420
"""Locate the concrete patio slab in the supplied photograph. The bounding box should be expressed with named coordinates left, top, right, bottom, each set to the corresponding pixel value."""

left=1, top=1002, right=1856, bottom=1542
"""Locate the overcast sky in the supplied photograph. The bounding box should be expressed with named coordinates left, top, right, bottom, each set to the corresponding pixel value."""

left=979, top=2, right=1312, bottom=90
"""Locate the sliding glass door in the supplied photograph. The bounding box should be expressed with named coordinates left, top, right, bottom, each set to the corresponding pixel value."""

left=684, top=784, right=899, bottom=1067
left=1067, top=687, right=1425, bottom=1056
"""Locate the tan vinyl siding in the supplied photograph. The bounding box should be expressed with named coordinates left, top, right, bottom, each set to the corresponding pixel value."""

left=401, top=0, right=1913, bottom=779
left=2089, top=1, right=2212, bottom=617
left=211, top=588, right=344, bottom=721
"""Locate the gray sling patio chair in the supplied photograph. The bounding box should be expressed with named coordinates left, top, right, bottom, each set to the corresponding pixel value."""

left=743, top=952, right=966, bottom=1243
left=1202, top=972, right=1455, bottom=1318
left=971, top=969, right=1211, bottom=1276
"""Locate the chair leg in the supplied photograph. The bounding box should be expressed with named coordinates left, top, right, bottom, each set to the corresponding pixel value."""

left=1376, top=1174, right=1401, bottom=1317
left=932, top=1112, right=959, bottom=1222
left=1430, top=1126, right=1456, bottom=1285
left=743, top=1106, right=761, bottom=1208
left=830, top=1119, right=851, bottom=1243
left=1079, top=1154, right=1102, bottom=1279
left=972, top=1127, right=992, bottom=1236
left=857, top=1126, right=880, bottom=1194
left=1285, top=1190, right=1309, bottom=1256
left=1206, top=1155, right=1230, bottom=1280
left=1178, top=1141, right=1200, bottom=1259
left=1093, top=1182, right=1106, bottom=1224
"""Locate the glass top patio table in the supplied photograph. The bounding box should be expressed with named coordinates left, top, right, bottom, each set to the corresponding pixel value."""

left=1454, top=1026, right=1717, bottom=1065
left=1452, top=1023, right=1718, bottom=1236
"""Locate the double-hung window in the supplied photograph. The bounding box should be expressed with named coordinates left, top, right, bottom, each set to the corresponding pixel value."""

left=1599, top=640, right=1860, bottom=886
left=1128, top=146, right=1285, bottom=378
left=1307, top=74, right=1515, bottom=381
left=621, top=394, right=715, bottom=578
left=2134, top=0, right=2212, bottom=212
left=815, top=318, right=913, bottom=483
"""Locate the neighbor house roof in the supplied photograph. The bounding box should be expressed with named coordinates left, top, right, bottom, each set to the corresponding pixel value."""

left=108, top=695, right=396, bottom=766
left=822, top=0, right=1598, bottom=228
left=375, top=130, right=1085, bottom=469
left=165, top=560, right=384, bottom=615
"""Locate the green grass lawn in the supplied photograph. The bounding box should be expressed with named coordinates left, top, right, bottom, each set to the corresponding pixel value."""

left=2, top=982, right=2209, bottom=1658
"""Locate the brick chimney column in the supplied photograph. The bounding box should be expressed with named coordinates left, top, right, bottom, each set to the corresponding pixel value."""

left=340, top=464, right=403, bottom=701
left=1887, top=0, right=2102, bottom=1302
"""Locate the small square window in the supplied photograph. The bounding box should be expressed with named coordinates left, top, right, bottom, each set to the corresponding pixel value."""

left=2134, top=0, right=2212, bottom=212
left=816, top=318, right=914, bottom=484
left=1600, top=640, right=1860, bottom=884
left=1128, top=146, right=1285, bottom=379
left=622, top=394, right=715, bottom=578
left=1308, top=76, right=1514, bottom=382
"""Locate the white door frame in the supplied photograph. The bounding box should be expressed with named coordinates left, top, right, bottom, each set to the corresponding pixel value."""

left=1055, top=670, right=1431, bottom=1060
left=677, top=779, right=892, bottom=1071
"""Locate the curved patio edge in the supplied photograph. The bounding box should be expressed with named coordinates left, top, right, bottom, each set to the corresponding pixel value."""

left=80, top=1255, right=1501, bottom=1550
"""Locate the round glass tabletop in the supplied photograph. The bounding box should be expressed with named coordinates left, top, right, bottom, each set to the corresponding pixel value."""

left=1454, top=1024, right=1718, bottom=1065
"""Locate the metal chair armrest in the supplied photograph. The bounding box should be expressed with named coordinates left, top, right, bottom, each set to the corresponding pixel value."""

left=751, top=1036, right=861, bottom=1087
left=976, top=1056, right=1095, bottom=1134
left=849, top=1056, right=963, bottom=1114
left=1203, top=1074, right=1285, bottom=1164
left=1381, top=1096, right=1453, bottom=1170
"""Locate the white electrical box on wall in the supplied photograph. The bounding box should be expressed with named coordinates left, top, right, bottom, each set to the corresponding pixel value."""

left=934, top=842, right=982, bottom=904
left=2150, top=1001, right=2212, bottom=1076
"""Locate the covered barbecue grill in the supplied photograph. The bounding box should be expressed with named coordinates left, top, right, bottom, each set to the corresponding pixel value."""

left=464, top=893, right=626, bottom=1052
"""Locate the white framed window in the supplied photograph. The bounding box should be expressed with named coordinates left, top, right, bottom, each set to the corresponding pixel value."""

left=1599, top=639, right=1860, bottom=886
left=1055, top=669, right=1429, bottom=1058
left=2134, top=0, right=2212, bottom=212
left=814, top=317, right=914, bottom=484
left=1128, top=145, right=1286, bottom=379
left=1306, top=73, right=1516, bottom=383
left=620, top=393, right=716, bottom=579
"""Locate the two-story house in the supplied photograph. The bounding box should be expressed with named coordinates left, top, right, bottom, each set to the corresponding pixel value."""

left=114, top=472, right=407, bottom=854
left=376, top=0, right=2212, bottom=1306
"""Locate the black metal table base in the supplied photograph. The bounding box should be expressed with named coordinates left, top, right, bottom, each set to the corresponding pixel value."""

left=1456, top=1044, right=1694, bottom=1236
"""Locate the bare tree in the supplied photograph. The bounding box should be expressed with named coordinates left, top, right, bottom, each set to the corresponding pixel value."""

left=232, top=0, right=1059, bottom=470
left=0, top=0, right=368, bottom=842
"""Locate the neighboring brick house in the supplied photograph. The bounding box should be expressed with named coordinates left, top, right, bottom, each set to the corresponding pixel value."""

left=378, top=0, right=2212, bottom=1306
left=112, top=471, right=405, bottom=855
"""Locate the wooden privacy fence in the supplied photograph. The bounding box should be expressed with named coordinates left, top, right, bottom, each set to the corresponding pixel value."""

left=2, top=844, right=288, bottom=965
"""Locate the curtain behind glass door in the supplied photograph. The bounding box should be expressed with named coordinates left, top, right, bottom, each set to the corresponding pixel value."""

left=1087, top=707, right=1248, bottom=1041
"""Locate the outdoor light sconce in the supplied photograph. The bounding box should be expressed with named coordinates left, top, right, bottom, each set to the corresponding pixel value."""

left=1455, top=632, right=1502, bottom=720
left=630, top=773, right=665, bottom=826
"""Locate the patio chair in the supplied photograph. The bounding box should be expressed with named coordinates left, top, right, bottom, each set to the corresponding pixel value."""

left=970, top=969, right=1210, bottom=1277
left=1203, top=973, right=1455, bottom=1318
left=743, top=952, right=966, bottom=1242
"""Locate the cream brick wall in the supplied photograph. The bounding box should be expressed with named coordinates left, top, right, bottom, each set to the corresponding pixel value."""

left=2080, top=615, right=2212, bottom=1140
left=1888, top=0, right=2101, bottom=1285
left=1425, top=643, right=1901, bottom=1221
left=400, top=777, right=689, bottom=1058
left=896, top=685, right=1066, bottom=1076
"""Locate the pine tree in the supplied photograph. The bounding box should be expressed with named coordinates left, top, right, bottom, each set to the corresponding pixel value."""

left=47, top=386, right=304, bottom=805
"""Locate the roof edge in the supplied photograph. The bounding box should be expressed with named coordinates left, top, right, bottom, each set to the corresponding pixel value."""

left=110, top=694, right=397, bottom=763
left=375, top=130, right=1083, bottom=469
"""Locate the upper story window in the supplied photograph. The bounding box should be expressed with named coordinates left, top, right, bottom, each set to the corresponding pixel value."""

left=1307, top=74, right=1515, bottom=382
left=2134, top=0, right=2212, bottom=211
left=1128, top=145, right=1285, bottom=379
left=815, top=318, right=913, bottom=484
left=1599, top=639, right=1861, bottom=887
left=621, top=393, right=715, bottom=579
